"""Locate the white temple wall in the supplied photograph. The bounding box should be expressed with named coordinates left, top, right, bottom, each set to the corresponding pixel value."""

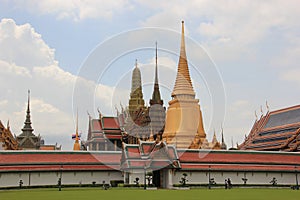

left=171, top=171, right=298, bottom=186
left=0, top=170, right=298, bottom=188
left=0, top=171, right=123, bottom=188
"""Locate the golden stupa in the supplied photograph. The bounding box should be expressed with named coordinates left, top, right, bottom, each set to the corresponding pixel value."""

left=163, top=21, right=207, bottom=149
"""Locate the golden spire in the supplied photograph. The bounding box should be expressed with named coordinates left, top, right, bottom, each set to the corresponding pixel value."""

left=73, top=109, right=80, bottom=151
left=172, top=21, right=195, bottom=98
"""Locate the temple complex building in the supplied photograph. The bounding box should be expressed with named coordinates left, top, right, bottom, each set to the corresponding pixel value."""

left=239, top=104, right=300, bottom=152
left=163, top=21, right=208, bottom=149
left=86, top=113, right=123, bottom=151
left=15, top=90, right=61, bottom=150
left=16, top=90, right=41, bottom=150
left=87, top=23, right=225, bottom=151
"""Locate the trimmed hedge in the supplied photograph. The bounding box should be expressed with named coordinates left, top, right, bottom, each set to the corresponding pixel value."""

left=110, top=180, right=124, bottom=187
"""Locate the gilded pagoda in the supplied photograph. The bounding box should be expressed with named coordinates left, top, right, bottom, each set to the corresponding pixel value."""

left=163, top=21, right=207, bottom=149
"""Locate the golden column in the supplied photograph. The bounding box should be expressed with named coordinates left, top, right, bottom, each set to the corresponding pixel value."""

left=163, top=21, right=206, bottom=149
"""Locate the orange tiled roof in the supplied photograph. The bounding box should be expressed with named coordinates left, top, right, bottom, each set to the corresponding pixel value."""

left=0, top=150, right=300, bottom=172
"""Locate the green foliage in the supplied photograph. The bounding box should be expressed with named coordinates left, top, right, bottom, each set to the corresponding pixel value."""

left=110, top=180, right=124, bottom=187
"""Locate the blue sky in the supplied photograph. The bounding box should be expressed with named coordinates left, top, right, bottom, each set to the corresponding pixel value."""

left=0, top=0, right=299, bottom=150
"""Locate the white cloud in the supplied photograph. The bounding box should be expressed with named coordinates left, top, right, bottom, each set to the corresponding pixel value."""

left=138, top=0, right=300, bottom=61
left=11, top=0, right=133, bottom=21
left=0, top=100, right=8, bottom=107
left=0, top=18, right=56, bottom=68
left=0, top=60, right=31, bottom=77
left=0, top=18, right=117, bottom=149
left=281, top=69, right=300, bottom=85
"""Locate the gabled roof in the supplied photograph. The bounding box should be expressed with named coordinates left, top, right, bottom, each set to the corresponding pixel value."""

left=121, top=141, right=181, bottom=170
left=102, top=117, right=120, bottom=130
left=240, top=105, right=300, bottom=151
left=87, top=116, right=122, bottom=143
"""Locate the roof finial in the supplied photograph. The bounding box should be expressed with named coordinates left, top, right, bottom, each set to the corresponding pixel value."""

left=27, top=89, right=30, bottom=113
left=221, top=125, right=225, bottom=143
left=266, top=100, right=270, bottom=112
left=87, top=110, right=91, bottom=120
left=135, top=59, right=138, bottom=68
left=155, top=41, right=158, bottom=85
left=255, top=110, right=258, bottom=121
left=7, top=119, right=10, bottom=130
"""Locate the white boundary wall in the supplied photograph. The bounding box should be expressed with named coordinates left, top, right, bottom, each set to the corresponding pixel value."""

left=0, top=170, right=298, bottom=188
left=0, top=171, right=123, bottom=188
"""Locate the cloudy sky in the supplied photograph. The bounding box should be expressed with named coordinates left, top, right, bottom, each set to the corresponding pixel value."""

left=0, top=0, right=299, bottom=150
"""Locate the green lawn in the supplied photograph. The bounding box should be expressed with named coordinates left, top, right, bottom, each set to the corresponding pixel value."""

left=0, top=188, right=299, bottom=200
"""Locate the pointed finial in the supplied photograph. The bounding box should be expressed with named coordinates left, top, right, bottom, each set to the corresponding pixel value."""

left=260, top=105, right=264, bottom=116
left=97, top=107, right=102, bottom=119
left=7, top=119, right=10, bottom=129
left=87, top=110, right=91, bottom=119
left=76, top=108, right=79, bottom=138
left=115, top=105, right=119, bottom=115
left=221, top=125, right=225, bottom=143
left=266, top=100, right=270, bottom=112
left=155, top=41, right=158, bottom=84
left=135, top=59, right=138, bottom=68
left=120, top=102, right=124, bottom=113
left=27, top=89, right=30, bottom=111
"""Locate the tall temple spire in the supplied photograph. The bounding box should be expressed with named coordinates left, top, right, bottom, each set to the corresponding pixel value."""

left=22, top=90, right=34, bottom=134
left=129, top=59, right=145, bottom=115
left=149, top=42, right=166, bottom=141
left=150, top=42, right=163, bottom=106
left=172, top=21, right=195, bottom=98
left=17, top=90, right=41, bottom=149
left=220, top=126, right=227, bottom=150
left=73, top=109, right=80, bottom=151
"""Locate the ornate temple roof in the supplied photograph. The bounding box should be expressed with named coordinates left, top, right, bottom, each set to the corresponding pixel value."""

left=0, top=120, right=18, bottom=150
left=239, top=104, right=300, bottom=151
left=121, top=140, right=181, bottom=170
left=87, top=116, right=122, bottom=143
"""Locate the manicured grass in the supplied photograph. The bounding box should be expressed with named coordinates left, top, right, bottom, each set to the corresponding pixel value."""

left=0, top=188, right=299, bottom=200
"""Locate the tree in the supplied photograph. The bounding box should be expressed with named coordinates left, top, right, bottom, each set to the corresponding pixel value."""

left=146, top=172, right=153, bottom=186
left=134, top=177, right=140, bottom=186
left=179, top=173, right=188, bottom=186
